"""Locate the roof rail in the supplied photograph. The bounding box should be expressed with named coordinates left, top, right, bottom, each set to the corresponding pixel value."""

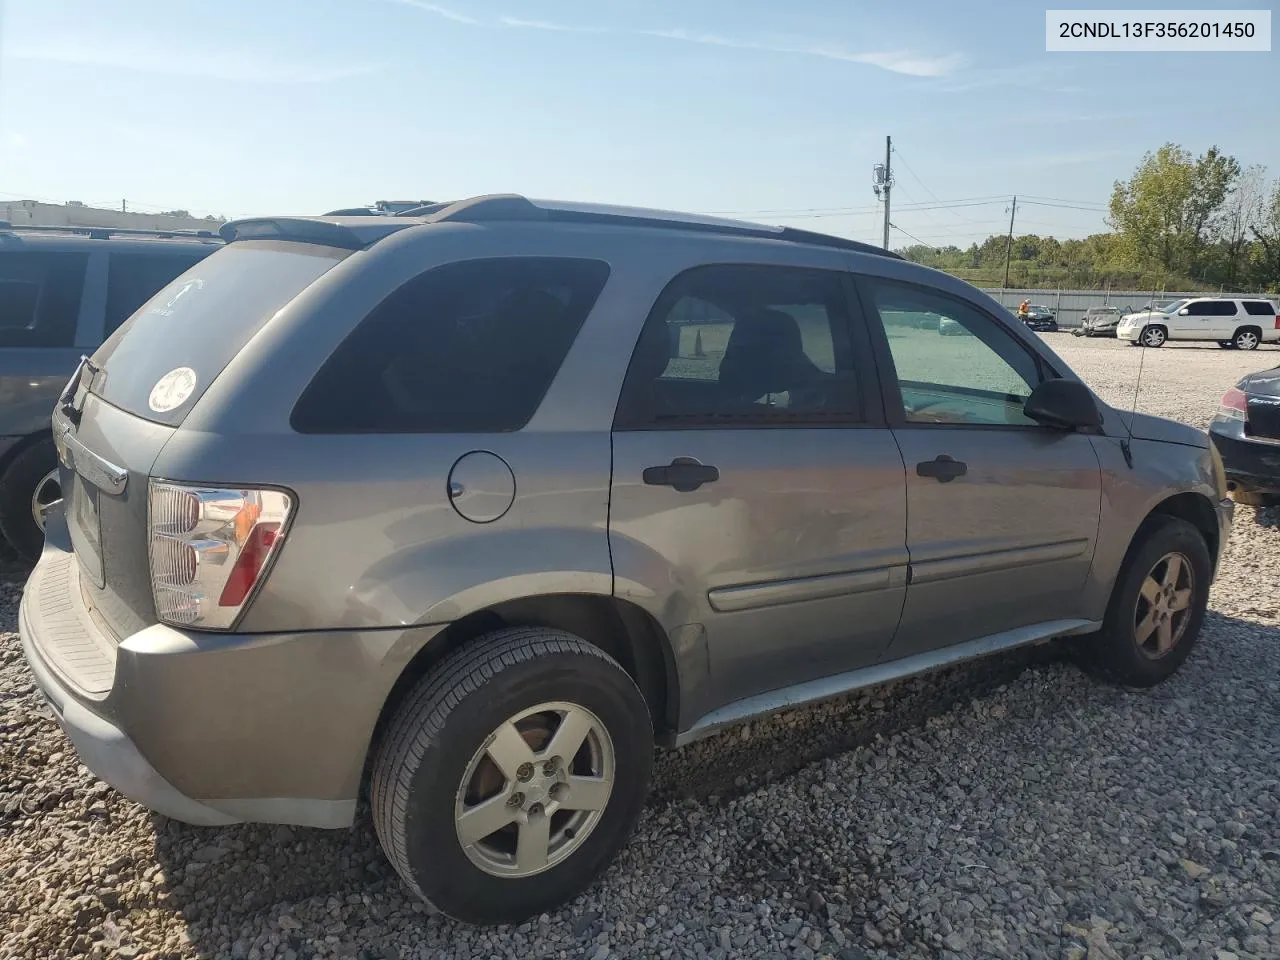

left=395, top=200, right=456, bottom=217
left=405, top=193, right=904, bottom=259
left=0, top=223, right=222, bottom=242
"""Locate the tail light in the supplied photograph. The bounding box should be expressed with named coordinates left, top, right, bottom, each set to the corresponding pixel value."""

left=1217, top=385, right=1247, bottom=422
left=1274, top=315, right=1279, bottom=329
left=148, top=481, right=294, bottom=630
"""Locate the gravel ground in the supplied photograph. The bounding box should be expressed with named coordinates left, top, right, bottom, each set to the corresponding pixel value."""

left=2, top=336, right=1279, bottom=960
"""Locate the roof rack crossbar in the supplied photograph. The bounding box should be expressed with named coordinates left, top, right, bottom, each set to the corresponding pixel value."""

left=409, top=193, right=903, bottom=259
left=0, top=223, right=222, bottom=241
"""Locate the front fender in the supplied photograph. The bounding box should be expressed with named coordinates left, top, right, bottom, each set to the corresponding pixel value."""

left=1082, top=434, right=1224, bottom=619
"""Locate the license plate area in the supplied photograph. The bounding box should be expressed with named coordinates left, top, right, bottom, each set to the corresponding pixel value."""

left=67, top=472, right=105, bottom=588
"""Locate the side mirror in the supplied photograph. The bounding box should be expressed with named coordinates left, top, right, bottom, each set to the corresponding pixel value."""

left=1178, top=307, right=1190, bottom=315
left=1024, top=378, right=1102, bottom=431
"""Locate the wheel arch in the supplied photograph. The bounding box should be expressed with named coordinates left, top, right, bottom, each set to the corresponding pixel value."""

left=1125, top=491, right=1221, bottom=581
left=1232, top=324, right=1262, bottom=346
left=364, top=592, right=681, bottom=791
left=0, top=429, right=54, bottom=476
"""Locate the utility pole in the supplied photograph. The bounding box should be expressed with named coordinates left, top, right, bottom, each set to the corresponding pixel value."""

left=872, top=136, right=894, bottom=250
left=122, top=199, right=127, bottom=213
left=1001, top=195, right=1018, bottom=289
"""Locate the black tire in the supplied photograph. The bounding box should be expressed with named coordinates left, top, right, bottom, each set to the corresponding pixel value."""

left=1232, top=327, right=1261, bottom=351
left=1217, top=341, right=1235, bottom=349
left=1139, top=325, right=1167, bottom=348
left=0, top=438, right=60, bottom=562
left=371, top=627, right=654, bottom=925
left=1082, top=517, right=1211, bottom=687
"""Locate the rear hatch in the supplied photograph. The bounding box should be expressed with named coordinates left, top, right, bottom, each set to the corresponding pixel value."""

left=55, top=239, right=354, bottom=641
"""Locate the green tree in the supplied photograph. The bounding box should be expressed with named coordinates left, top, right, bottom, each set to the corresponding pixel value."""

left=1109, top=143, right=1240, bottom=277
left=1250, top=179, right=1280, bottom=291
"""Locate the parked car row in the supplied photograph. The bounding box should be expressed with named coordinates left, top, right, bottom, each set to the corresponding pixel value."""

left=0, top=222, right=222, bottom=560
left=15, top=194, right=1240, bottom=924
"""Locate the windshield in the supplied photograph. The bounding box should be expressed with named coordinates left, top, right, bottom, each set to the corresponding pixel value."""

left=1161, top=299, right=1190, bottom=313
left=90, top=240, right=351, bottom=426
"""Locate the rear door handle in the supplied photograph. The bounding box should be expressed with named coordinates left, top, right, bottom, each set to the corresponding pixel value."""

left=643, top=457, right=719, bottom=492
left=916, top=455, right=967, bottom=483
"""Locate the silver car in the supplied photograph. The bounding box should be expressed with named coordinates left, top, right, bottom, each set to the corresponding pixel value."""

left=20, top=195, right=1233, bottom=925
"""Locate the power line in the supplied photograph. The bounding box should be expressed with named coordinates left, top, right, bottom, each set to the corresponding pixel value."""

left=701, top=195, right=1010, bottom=218
left=889, top=221, right=933, bottom=248
left=891, top=145, right=993, bottom=227
left=1019, top=194, right=1109, bottom=209
left=1020, top=199, right=1108, bottom=213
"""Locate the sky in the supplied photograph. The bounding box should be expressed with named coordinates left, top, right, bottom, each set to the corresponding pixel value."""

left=0, top=0, right=1276, bottom=248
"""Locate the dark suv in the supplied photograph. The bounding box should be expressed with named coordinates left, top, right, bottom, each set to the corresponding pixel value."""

left=0, top=223, right=221, bottom=559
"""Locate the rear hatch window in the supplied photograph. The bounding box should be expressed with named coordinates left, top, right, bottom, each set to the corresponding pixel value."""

left=89, top=240, right=351, bottom=425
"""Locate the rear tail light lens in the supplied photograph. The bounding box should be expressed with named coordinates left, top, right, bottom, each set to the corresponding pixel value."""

left=1217, top=385, right=1247, bottom=422
left=1274, top=315, right=1279, bottom=330
left=148, top=481, right=293, bottom=629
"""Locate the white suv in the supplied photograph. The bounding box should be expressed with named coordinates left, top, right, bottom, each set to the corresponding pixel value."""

left=1117, top=297, right=1280, bottom=350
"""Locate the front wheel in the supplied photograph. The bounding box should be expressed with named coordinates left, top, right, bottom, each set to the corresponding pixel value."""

left=1081, top=517, right=1211, bottom=687
left=1218, top=341, right=1235, bottom=349
left=371, top=628, right=654, bottom=925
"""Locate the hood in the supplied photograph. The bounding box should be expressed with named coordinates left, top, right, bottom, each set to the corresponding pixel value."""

left=1107, top=407, right=1208, bottom=448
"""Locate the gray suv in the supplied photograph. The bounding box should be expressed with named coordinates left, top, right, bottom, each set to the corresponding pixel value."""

left=0, top=223, right=220, bottom=559
left=20, top=195, right=1233, bottom=925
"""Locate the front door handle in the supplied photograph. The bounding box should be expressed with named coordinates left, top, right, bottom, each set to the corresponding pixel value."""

left=643, top=457, right=720, bottom=492
left=916, top=455, right=967, bottom=483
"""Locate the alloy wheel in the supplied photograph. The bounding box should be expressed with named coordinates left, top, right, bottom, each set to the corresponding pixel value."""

left=1133, top=551, right=1194, bottom=659
left=30, top=469, right=61, bottom=532
left=455, top=701, right=615, bottom=878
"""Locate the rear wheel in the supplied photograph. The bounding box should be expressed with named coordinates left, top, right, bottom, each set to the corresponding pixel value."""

left=1232, top=327, right=1261, bottom=351
left=0, top=438, right=60, bottom=562
left=371, top=627, right=654, bottom=925
left=1140, top=326, right=1167, bottom=348
left=1082, top=517, right=1210, bottom=687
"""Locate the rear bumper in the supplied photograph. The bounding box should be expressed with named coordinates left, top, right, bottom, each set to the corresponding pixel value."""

left=18, top=515, right=443, bottom=828
left=20, top=599, right=240, bottom=827
left=1210, top=425, right=1280, bottom=497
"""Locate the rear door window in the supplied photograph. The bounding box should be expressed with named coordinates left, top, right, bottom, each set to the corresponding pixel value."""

left=91, top=240, right=351, bottom=426
left=0, top=249, right=89, bottom=348
left=291, top=257, right=610, bottom=433
left=104, top=249, right=211, bottom=335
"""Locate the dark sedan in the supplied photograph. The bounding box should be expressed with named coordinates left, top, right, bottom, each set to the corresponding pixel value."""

left=1209, top=364, right=1280, bottom=506
left=1017, top=304, right=1058, bottom=332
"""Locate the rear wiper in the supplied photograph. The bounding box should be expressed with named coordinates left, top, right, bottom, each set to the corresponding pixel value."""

left=58, top=355, right=99, bottom=427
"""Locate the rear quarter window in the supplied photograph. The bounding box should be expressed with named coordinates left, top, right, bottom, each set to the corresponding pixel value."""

left=104, top=249, right=212, bottom=335
left=291, top=257, right=610, bottom=433
left=91, top=240, right=351, bottom=426
left=0, top=249, right=89, bottom=348
left=1243, top=300, right=1278, bottom=317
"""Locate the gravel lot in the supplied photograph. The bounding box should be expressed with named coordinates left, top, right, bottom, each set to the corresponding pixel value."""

left=2, top=336, right=1279, bottom=960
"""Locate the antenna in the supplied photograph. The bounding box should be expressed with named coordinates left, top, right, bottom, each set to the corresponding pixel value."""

left=1121, top=297, right=1153, bottom=470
